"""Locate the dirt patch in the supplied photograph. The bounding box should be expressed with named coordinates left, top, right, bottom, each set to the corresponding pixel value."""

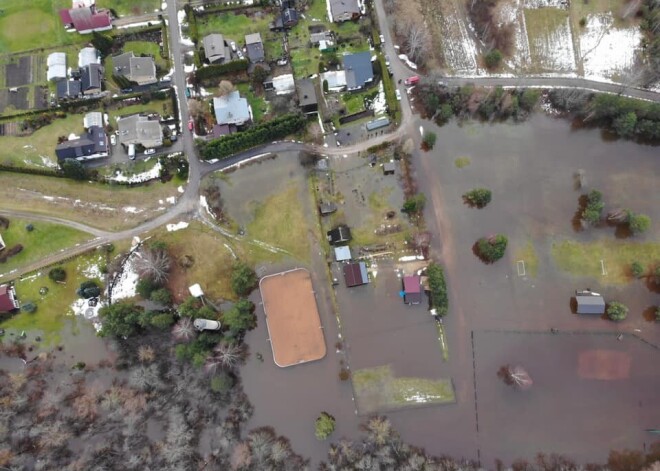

left=5, top=56, right=31, bottom=87
left=577, top=349, right=631, bottom=380
left=0, top=87, right=29, bottom=112
left=259, top=268, right=326, bottom=367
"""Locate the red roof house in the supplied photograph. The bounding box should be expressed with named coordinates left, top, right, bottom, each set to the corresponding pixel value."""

left=59, top=6, right=112, bottom=34
left=343, top=262, right=369, bottom=288
left=0, top=285, right=19, bottom=313
left=403, top=275, right=422, bottom=305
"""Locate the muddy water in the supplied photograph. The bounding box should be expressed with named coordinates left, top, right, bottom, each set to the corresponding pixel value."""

left=238, top=116, right=658, bottom=467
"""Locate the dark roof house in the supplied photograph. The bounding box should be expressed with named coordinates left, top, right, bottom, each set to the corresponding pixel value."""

left=271, top=6, right=299, bottom=30
left=245, top=33, right=265, bottom=63
left=403, top=275, right=422, bottom=305
left=343, top=52, right=373, bottom=90
left=212, top=124, right=237, bottom=139
left=319, top=202, right=337, bottom=215
left=202, top=34, right=231, bottom=64
left=328, top=0, right=361, bottom=22
left=80, top=63, right=103, bottom=94
left=0, top=285, right=19, bottom=313
left=383, top=161, right=395, bottom=175
left=297, top=78, right=318, bottom=114
left=327, top=225, right=352, bottom=245
left=55, top=126, right=107, bottom=161
left=111, top=52, right=157, bottom=85
left=56, top=79, right=82, bottom=100
left=59, top=6, right=112, bottom=34
left=576, top=294, right=606, bottom=315
left=343, top=262, right=369, bottom=287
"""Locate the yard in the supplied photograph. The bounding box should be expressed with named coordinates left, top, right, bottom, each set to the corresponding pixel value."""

left=197, top=11, right=273, bottom=43
left=122, top=40, right=170, bottom=73
left=524, top=7, right=576, bottom=73
left=109, top=97, right=174, bottom=124
left=0, top=218, right=91, bottom=275
left=235, top=83, right=268, bottom=123
left=96, top=0, right=161, bottom=16
left=0, top=173, right=182, bottom=231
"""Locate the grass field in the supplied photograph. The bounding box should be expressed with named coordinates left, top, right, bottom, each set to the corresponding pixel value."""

left=454, top=156, right=471, bottom=168
left=236, top=83, right=268, bottom=123
left=2, top=251, right=106, bottom=344
left=0, top=173, right=181, bottom=231
left=551, top=238, right=660, bottom=285
left=524, top=7, right=576, bottom=73
left=109, top=97, right=173, bottom=123
left=0, top=0, right=79, bottom=53
left=96, top=0, right=161, bottom=16
left=513, top=239, right=539, bottom=278
left=0, top=218, right=91, bottom=275
left=352, top=365, right=455, bottom=414
left=198, top=12, right=272, bottom=42
left=247, top=184, right=311, bottom=262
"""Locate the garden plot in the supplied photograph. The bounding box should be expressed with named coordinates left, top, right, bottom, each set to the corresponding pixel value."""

left=578, top=13, right=642, bottom=81
left=498, top=0, right=531, bottom=70
left=524, top=7, right=576, bottom=73
left=433, top=0, right=480, bottom=73
left=4, top=56, right=31, bottom=87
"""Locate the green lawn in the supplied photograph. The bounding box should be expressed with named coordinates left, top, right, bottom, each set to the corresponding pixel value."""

left=352, top=365, right=455, bottom=414
left=551, top=238, right=660, bottom=285
left=236, top=83, right=268, bottom=123
left=96, top=0, right=161, bottom=16
left=0, top=0, right=79, bottom=53
left=122, top=40, right=169, bottom=72
left=0, top=218, right=91, bottom=275
left=198, top=12, right=272, bottom=41
left=109, top=97, right=173, bottom=123
left=2, top=251, right=105, bottom=344
left=342, top=86, right=379, bottom=114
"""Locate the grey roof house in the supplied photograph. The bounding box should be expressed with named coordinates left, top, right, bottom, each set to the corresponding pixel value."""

left=117, top=114, right=163, bottom=148
left=80, top=63, right=104, bottom=94
left=576, top=293, right=606, bottom=315
left=55, top=126, right=107, bottom=161
left=328, top=0, right=361, bottom=22
left=213, top=91, right=252, bottom=126
left=343, top=52, right=373, bottom=91
left=56, top=79, right=82, bottom=100
left=297, top=78, right=319, bottom=114
left=202, top=34, right=231, bottom=64
left=112, top=52, right=157, bottom=85
left=245, top=33, right=265, bottom=63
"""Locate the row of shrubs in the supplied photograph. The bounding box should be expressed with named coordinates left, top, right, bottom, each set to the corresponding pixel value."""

left=200, top=113, right=307, bottom=160
left=194, top=59, right=250, bottom=82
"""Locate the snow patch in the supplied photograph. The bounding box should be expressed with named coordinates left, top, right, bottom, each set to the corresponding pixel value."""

left=110, top=257, right=140, bottom=301
left=166, top=221, right=189, bottom=232
left=524, top=0, right=567, bottom=9
left=166, top=196, right=177, bottom=204
left=372, top=81, right=387, bottom=116
left=70, top=298, right=104, bottom=331
left=177, top=186, right=185, bottom=193
left=109, top=161, right=162, bottom=183
left=528, top=14, right=576, bottom=72
left=123, top=207, right=143, bottom=214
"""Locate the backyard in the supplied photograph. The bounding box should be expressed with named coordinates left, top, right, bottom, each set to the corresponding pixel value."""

left=96, top=0, right=161, bottom=16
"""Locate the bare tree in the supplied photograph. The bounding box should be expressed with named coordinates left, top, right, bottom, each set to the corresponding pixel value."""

left=135, top=247, right=171, bottom=284
left=205, top=342, right=247, bottom=374
left=397, top=20, right=430, bottom=64
left=231, top=441, right=252, bottom=470
left=137, top=345, right=155, bottom=363
left=215, top=80, right=235, bottom=97
left=172, top=318, right=195, bottom=342
left=187, top=99, right=205, bottom=120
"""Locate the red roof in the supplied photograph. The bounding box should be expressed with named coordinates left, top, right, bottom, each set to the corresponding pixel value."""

left=0, top=285, right=18, bottom=313
left=59, top=8, right=73, bottom=24
left=59, top=7, right=111, bottom=33
left=343, top=262, right=368, bottom=287
left=403, top=275, right=421, bottom=294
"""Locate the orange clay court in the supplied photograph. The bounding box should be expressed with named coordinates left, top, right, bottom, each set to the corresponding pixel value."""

left=259, top=269, right=327, bottom=367
left=577, top=350, right=631, bottom=380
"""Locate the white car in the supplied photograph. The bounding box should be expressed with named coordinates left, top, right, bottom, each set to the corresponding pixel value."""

left=395, top=89, right=401, bottom=101
left=237, top=50, right=244, bottom=60
left=144, top=148, right=156, bottom=155
left=230, top=41, right=237, bottom=52
left=193, top=318, right=221, bottom=331
left=379, top=34, right=385, bottom=44
left=110, top=134, right=116, bottom=145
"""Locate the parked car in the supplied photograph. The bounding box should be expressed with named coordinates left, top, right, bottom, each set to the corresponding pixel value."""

left=110, top=134, right=116, bottom=145
left=237, top=49, right=244, bottom=60
left=193, top=318, right=221, bottom=331
left=144, top=148, right=156, bottom=155
left=379, top=34, right=385, bottom=44
left=385, top=55, right=390, bottom=66
left=230, top=41, right=237, bottom=52
left=404, top=75, right=420, bottom=86
left=188, top=120, right=194, bottom=131
left=128, top=144, right=136, bottom=160
left=395, top=89, right=401, bottom=101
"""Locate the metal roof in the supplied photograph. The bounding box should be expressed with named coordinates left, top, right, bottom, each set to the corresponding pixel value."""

left=576, top=295, right=606, bottom=314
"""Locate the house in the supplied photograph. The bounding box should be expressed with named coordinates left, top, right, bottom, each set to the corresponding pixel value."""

left=112, top=52, right=157, bottom=86
left=343, top=52, right=373, bottom=91
left=403, top=275, right=422, bottom=305
left=59, top=5, right=112, bottom=34
left=117, top=115, right=163, bottom=148
left=47, top=52, right=67, bottom=81
left=320, top=70, right=346, bottom=91
left=56, top=79, right=82, bottom=100
left=0, top=285, right=19, bottom=313
left=319, top=202, right=337, bottom=216
left=310, top=31, right=333, bottom=45
left=202, top=34, right=231, bottom=64
left=328, top=0, right=361, bottom=22
left=245, top=33, right=265, bottom=63
left=263, top=74, right=295, bottom=95
left=383, top=161, right=395, bottom=175
left=334, top=246, right=352, bottom=262
left=213, top=91, right=252, bottom=126
left=343, top=262, right=369, bottom=287
left=78, top=46, right=100, bottom=68
left=211, top=123, right=237, bottom=139
left=366, top=117, right=390, bottom=131
left=83, top=111, right=103, bottom=129
left=55, top=125, right=108, bottom=161
left=297, top=78, right=319, bottom=114
left=272, top=8, right=299, bottom=30
left=576, top=292, right=606, bottom=315
left=80, top=63, right=104, bottom=94
left=327, top=225, right=352, bottom=245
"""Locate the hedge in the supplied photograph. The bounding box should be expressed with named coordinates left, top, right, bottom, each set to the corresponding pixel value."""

left=195, top=59, right=250, bottom=81
left=201, top=113, right=306, bottom=159
left=427, top=262, right=448, bottom=316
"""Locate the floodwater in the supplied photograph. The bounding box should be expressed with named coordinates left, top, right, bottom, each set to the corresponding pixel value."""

left=240, top=114, right=659, bottom=468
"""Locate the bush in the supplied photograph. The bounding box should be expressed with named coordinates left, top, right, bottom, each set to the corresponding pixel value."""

left=582, top=189, right=604, bottom=226
left=136, top=278, right=159, bottom=299
left=98, top=302, right=144, bottom=338
left=210, top=372, right=235, bottom=394
left=463, top=188, right=492, bottom=208
left=48, top=267, right=66, bottom=282
left=194, top=59, right=249, bottom=81
left=150, top=288, right=173, bottom=306
left=150, top=312, right=175, bottom=330
left=222, top=299, right=256, bottom=334
left=21, top=302, right=37, bottom=314
left=484, top=49, right=503, bottom=69
left=25, top=224, right=34, bottom=232
left=402, top=193, right=426, bottom=216
left=422, top=131, right=437, bottom=150
left=627, top=212, right=651, bottom=235
left=427, top=262, right=448, bottom=316
left=631, top=261, right=645, bottom=279
left=77, top=280, right=101, bottom=299
left=607, top=301, right=628, bottom=321
left=60, top=158, right=87, bottom=180
left=231, top=263, right=258, bottom=296
left=476, top=234, right=508, bottom=262
left=315, top=412, right=336, bottom=440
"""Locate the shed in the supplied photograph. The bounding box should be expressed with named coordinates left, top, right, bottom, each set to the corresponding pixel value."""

left=47, top=52, right=67, bottom=81
left=327, top=225, right=352, bottom=245
left=403, top=275, right=422, bottom=305
left=576, top=295, right=605, bottom=315
left=343, top=262, right=369, bottom=287
left=189, top=284, right=204, bottom=297
left=245, top=33, right=265, bottom=63
left=383, top=161, right=395, bottom=175
left=83, top=111, right=103, bottom=129
left=334, top=246, right=352, bottom=262
left=0, top=285, right=19, bottom=313
left=319, top=202, right=337, bottom=216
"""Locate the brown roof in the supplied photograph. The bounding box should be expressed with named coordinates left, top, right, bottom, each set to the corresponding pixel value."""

left=343, top=262, right=368, bottom=287
left=0, top=285, right=18, bottom=313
